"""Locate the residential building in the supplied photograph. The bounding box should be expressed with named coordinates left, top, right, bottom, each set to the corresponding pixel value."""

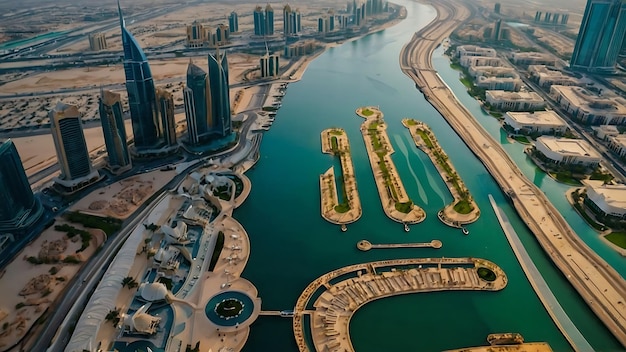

left=208, top=50, right=232, bottom=137
left=592, top=124, right=620, bottom=140
left=607, top=134, right=626, bottom=156
left=119, top=1, right=161, bottom=149
left=485, top=90, right=546, bottom=111
left=511, top=52, right=556, bottom=66
left=534, top=136, right=601, bottom=166
left=283, top=4, right=301, bottom=37
left=156, top=88, right=177, bottom=147
left=456, top=45, right=497, bottom=59
left=584, top=180, right=626, bottom=219
left=0, top=140, right=43, bottom=233
left=528, top=65, right=579, bottom=88
left=49, top=102, right=100, bottom=189
left=88, top=33, right=107, bottom=51
left=260, top=53, right=280, bottom=78
left=186, top=21, right=207, bottom=48
left=184, top=62, right=212, bottom=145
left=99, top=89, right=131, bottom=172
left=571, top=0, right=626, bottom=72
left=503, top=111, right=569, bottom=134
left=207, top=24, right=230, bottom=48
left=550, top=85, right=626, bottom=125
left=460, top=56, right=502, bottom=68
left=253, top=4, right=274, bottom=36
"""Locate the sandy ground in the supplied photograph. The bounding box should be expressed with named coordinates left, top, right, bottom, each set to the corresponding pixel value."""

left=0, top=220, right=104, bottom=351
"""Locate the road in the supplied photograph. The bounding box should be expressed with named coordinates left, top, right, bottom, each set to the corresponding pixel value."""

left=399, top=0, right=626, bottom=346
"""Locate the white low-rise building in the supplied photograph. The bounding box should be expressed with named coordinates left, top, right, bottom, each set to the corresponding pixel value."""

left=584, top=180, right=626, bottom=219
left=476, top=76, right=521, bottom=91
left=550, top=85, right=626, bottom=125
left=607, top=134, right=626, bottom=157
left=486, top=90, right=545, bottom=111
left=512, top=52, right=555, bottom=66
left=504, top=111, right=568, bottom=134
left=528, top=65, right=579, bottom=88
left=460, top=56, right=502, bottom=68
left=592, top=125, right=620, bottom=141
left=456, top=45, right=497, bottom=59
left=469, top=66, right=518, bottom=79
left=534, top=136, right=601, bottom=166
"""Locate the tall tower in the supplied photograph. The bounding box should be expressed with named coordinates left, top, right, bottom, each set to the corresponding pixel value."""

left=228, top=11, right=239, bottom=33
left=49, top=102, right=99, bottom=188
left=118, top=0, right=162, bottom=149
left=156, top=88, right=177, bottom=147
left=571, top=0, right=626, bottom=72
left=265, top=4, right=275, bottom=36
left=0, top=140, right=42, bottom=233
left=208, top=50, right=232, bottom=137
left=184, top=61, right=212, bottom=145
left=99, top=89, right=131, bottom=171
left=253, top=6, right=266, bottom=36
left=283, top=4, right=300, bottom=36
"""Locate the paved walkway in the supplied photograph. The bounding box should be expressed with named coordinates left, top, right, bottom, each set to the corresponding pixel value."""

left=489, top=195, right=593, bottom=352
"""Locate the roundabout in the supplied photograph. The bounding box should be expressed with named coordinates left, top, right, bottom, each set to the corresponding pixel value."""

left=205, top=290, right=256, bottom=327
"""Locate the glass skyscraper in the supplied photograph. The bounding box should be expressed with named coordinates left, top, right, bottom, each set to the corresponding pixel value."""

left=209, top=50, right=232, bottom=138
left=118, top=1, right=162, bottom=148
left=253, top=5, right=274, bottom=36
left=184, top=62, right=213, bottom=145
left=0, top=140, right=42, bottom=233
left=99, top=89, right=131, bottom=171
left=50, top=102, right=98, bottom=185
left=571, top=0, right=626, bottom=72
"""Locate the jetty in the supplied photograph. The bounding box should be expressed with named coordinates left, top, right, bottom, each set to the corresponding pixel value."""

left=320, top=128, right=362, bottom=225
left=293, top=257, right=507, bottom=352
left=403, top=118, right=479, bottom=227
left=356, top=106, right=425, bottom=224
left=356, top=239, right=442, bottom=251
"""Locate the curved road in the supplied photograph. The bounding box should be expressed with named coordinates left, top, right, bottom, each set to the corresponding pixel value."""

left=399, top=0, right=626, bottom=347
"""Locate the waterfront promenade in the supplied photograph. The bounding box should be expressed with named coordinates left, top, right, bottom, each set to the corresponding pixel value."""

left=356, top=239, right=442, bottom=251
left=292, top=258, right=507, bottom=352
left=399, top=0, right=626, bottom=345
left=320, top=128, right=362, bottom=225
left=356, top=106, right=426, bottom=224
left=402, top=118, right=480, bottom=227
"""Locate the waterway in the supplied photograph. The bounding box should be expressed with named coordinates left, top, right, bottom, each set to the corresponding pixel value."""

left=236, top=1, right=623, bottom=351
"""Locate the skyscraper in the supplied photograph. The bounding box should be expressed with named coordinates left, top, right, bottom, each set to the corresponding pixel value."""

left=208, top=50, right=232, bottom=138
left=119, top=0, right=162, bottom=149
left=99, top=89, right=131, bottom=172
left=283, top=5, right=301, bottom=37
left=156, top=88, right=177, bottom=147
left=493, top=19, right=502, bottom=40
left=49, top=102, right=99, bottom=189
left=571, top=0, right=626, bottom=72
left=88, top=33, right=107, bottom=51
left=260, top=51, right=280, bottom=78
left=0, top=140, right=42, bottom=233
left=228, top=11, right=239, bottom=33
left=253, top=6, right=266, bottom=36
left=265, top=4, right=275, bottom=35
left=184, top=62, right=212, bottom=145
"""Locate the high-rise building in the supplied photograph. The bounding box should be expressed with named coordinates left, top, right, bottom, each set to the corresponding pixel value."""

left=328, top=10, right=335, bottom=31
left=494, top=2, right=501, bottom=14
left=493, top=19, right=502, bottom=40
left=253, top=4, right=274, bottom=36
left=208, top=50, right=232, bottom=137
left=0, top=140, right=42, bottom=233
left=228, top=11, right=239, bottom=33
left=184, top=62, right=212, bottom=145
left=156, top=88, right=177, bottom=147
left=49, top=102, right=99, bottom=189
left=534, top=11, right=542, bottom=22
left=119, top=0, right=162, bottom=150
left=88, top=33, right=108, bottom=51
left=187, top=21, right=207, bottom=48
left=99, top=89, right=131, bottom=172
left=283, top=5, right=301, bottom=37
left=260, top=52, right=280, bottom=78
left=571, top=0, right=626, bottom=72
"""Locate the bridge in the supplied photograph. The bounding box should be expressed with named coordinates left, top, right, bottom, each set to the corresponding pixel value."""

left=356, top=239, right=442, bottom=251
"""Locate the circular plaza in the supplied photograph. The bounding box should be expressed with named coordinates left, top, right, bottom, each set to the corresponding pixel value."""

left=204, top=290, right=259, bottom=331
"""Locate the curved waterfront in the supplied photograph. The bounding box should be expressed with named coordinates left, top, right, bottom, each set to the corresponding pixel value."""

left=236, top=1, right=623, bottom=351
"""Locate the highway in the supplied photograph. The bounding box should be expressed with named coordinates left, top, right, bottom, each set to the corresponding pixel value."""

left=399, top=0, right=626, bottom=347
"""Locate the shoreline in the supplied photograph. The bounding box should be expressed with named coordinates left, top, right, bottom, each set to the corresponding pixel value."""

left=400, top=0, right=626, bottom=346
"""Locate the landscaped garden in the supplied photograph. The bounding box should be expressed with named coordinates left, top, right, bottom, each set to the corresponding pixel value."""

left=477, top=267, right=496, bottom=282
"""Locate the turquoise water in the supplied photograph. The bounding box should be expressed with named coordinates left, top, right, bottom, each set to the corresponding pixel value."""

left=236, top=1, right=623, bottom=351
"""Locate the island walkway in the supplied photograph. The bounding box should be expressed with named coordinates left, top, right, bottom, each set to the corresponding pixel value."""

left=356, top=106, right=425, bottom=224
left=320, top=128, right=362, bottom=225
left=402, top=118, right=480, bottom=227
left=293, top=257, right=507, bottom=352
left=399, top=0, right=626, bottom=346
left=489, top=195, right=592, bottom=351
left=356, top=239, right=442, bottom=251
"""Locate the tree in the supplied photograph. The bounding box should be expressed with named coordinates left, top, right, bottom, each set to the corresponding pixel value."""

left=121, top=276, right=138, bottom=289
left=105, top=309, right=120, bottom=327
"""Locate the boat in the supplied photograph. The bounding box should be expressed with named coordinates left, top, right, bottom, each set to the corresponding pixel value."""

left=341, top=224, right=347, bottom=232
left=280, top=310, right=294, bottom=317
left=404, top=223, right=410, bottom=232
left=462, top=227, right=469, bottom=235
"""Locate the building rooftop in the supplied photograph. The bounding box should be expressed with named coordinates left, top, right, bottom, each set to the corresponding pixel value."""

left=584, top=180, right=626, bottom=210
left=536, top=136, right=601, bottom=158
left=506, top=111, right=567, bottom=126
left=486, top=90, right=543, bottom=101
left=551, top=85, right=626, bottom=116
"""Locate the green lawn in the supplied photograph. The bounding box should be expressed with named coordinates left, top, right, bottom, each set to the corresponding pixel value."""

left=405, top=119, right=417, bottom=126
left=334, top=203, right=350, bottom=213
left=605, top=232, right=626, bottom=249
left=513, top=136, right=530, bottom=144
left=453, top=199, right=474, bottom=214
left=362, top=108, right=374, bottom=116
left=395, top=201, right=413, bottom=214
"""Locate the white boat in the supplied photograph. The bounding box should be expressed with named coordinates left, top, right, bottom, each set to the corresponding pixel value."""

left=404, top=223, right=410, bottom=232
left=341, top=224, right=347, bottom=232
left=462, top=227, right=469, bottom=235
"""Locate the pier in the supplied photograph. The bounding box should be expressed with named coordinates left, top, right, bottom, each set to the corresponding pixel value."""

left=489, top=195, right=593, bottom=352
left=356, top=239, right=442, bottom=251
